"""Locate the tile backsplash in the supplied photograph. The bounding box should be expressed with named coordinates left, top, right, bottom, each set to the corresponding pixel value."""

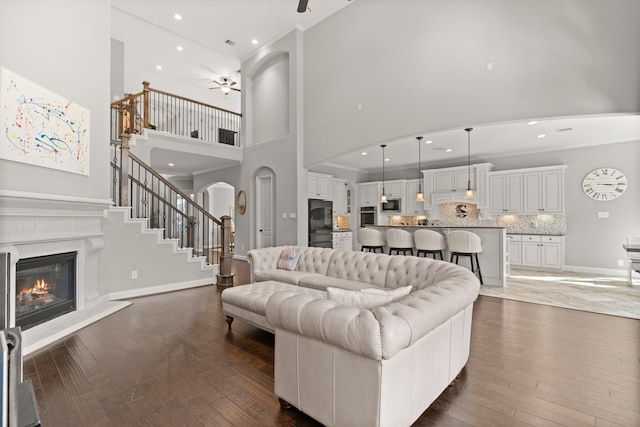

left=387, top=202, right=566, bottom=235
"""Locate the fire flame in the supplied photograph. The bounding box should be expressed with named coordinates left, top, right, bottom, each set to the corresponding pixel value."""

left=19, top=278, right=54, bottom=300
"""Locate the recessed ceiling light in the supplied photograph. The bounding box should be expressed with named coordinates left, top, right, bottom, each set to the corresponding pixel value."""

left=156, top=65, right=162, bottom=70
left=361, top=152, right=367, bottom=156
left=176, top=46, right=183, bottom=51
left=445, top=148, right=453, bottom=152
left=168, top=163, right=174, bottom=166
left=174, top=14, right=182, bottom=20
left=384, top=158, right=390, bottom=162
left=537, top=134, right=546, bottom=139
left=251, top=39, right=258, bottom=45
left=528, top=120, right=538, bottom=125
left=425, top=140, right=433, bottom=144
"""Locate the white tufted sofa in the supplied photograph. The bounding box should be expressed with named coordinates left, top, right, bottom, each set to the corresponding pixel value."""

left=240, top=246, right=481, bottom=427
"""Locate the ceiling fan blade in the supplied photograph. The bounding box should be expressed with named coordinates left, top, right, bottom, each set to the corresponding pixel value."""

left=212, top=80, right=223, bottom=86
left=209, top=87, right=221, bottom=90
left=297, top=0, right=309, bottom=13
left=231, top=87, right=241, bottom=92
left=229, top=81, right=237, bottom=87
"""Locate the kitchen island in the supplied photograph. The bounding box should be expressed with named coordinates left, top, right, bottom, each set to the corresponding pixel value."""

left=366, top=225, right=507, bottom=286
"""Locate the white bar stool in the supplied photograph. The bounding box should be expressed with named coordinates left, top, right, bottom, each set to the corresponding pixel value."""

left=414, top=229, right=445, bottom=260
left=447, top=230, right=483, bottom=284
left=359, top=228, right=385, bottom=253
left=386, top=229, right=414, bottom=255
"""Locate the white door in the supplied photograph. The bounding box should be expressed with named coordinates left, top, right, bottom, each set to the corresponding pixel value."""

left=256, top=174, right=274, bottom=248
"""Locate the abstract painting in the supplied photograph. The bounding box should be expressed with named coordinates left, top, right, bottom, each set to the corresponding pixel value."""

left=0, top=67, right=90, bottom=175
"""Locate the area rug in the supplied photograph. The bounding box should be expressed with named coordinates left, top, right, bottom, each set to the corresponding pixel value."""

left=479, top=269, right=640, bottom=319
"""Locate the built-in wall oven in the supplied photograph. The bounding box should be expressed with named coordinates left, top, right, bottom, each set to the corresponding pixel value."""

left=360, top=206, right=377, bottom=227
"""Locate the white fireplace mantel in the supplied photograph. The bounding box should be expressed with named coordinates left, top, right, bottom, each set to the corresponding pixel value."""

left=0, top=190, right=129, bottom=354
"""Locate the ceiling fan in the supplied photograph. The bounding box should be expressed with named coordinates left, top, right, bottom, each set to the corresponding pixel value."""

left=209, top=77, right=240, bottom=95
left=297, top=0, right=309, bottom=13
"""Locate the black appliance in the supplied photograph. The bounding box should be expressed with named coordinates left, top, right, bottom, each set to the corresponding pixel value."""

left=381, top=198, right=401, bottom=212
left=360, top=206, right=376, bottom=227
left=308, top=199, right=333, bottom=248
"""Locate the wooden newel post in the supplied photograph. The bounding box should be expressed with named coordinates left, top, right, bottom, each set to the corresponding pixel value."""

left=142, top=81, right=150, bottom=129
left=217, top=215, right=235, bottom=288
left=119, top=134, right=130, bottom=208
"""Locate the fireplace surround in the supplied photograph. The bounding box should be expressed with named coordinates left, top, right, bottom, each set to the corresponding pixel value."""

left=0, top=190, right=129, bottom=354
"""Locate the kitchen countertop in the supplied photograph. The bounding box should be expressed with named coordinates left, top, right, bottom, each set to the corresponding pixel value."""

left=369, top=225, right=506, bottom=229
left=507, top=232, right=566, bottom=236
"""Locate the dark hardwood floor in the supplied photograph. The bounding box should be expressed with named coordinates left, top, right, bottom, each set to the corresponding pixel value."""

left=24, top=260, right=640, bottom=426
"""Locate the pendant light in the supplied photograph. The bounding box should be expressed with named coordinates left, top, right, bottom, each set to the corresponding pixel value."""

left=464, top=128, right=474, bottom=199
left=380, top=144, right=388, bottom=203
left=415, top=136, right=425, bottom=202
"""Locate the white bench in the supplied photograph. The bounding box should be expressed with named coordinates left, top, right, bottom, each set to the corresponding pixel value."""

left=221, top=280, right=326, bottom=332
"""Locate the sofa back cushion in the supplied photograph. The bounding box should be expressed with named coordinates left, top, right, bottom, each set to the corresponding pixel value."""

left=385, top=256, right=471, bottom=291
left=292, top=247, right=336, bottom=275
left=325, top=250, right=392, bottom=287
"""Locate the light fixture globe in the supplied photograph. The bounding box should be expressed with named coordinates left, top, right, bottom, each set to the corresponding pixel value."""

left=464, top=128, right=474, bottom=200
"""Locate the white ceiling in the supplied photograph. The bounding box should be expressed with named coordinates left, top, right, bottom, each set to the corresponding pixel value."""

left=324, top=115, right=640, bottom=174
left=111, top=0, right=354, bottom=92
left=111, top=1, right=640, bottom=176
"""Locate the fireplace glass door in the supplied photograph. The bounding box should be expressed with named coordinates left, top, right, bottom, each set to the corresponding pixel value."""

left=15, top=252, right=76, bottom=330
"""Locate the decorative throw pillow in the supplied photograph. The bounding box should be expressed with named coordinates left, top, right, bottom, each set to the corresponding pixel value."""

left=326, top=285, right=412, bottom=309
left=277, top=247, right=302, bottom=271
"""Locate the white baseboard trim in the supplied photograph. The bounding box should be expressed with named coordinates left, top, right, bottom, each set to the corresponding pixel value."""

left=563, top=264, right=627, bottom=277
left=107, top=279, right=214, bottom=301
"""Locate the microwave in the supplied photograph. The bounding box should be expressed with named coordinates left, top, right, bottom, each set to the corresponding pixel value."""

left=381, top=198, right=401, bottom=212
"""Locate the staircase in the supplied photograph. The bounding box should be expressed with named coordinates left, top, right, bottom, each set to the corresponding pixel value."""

left=100, top=206, right=217, bottom=300
left=107, top=144, right=234, bottom=296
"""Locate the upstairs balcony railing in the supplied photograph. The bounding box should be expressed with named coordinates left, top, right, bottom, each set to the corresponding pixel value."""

left=110, top=81, right=241, bottom=146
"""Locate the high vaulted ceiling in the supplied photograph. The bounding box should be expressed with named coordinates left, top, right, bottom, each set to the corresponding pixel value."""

left=111, top=1, right=640, bottom=176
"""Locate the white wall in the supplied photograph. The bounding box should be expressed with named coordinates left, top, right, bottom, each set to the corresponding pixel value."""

left=252, top=53, right=290, bottom=144
left=489, top=141, right=640, bottom=272
left=208, top=183, right=234, bottom=219
left=0, top=0, right=111, bottom=200
left=303, top=0, right=640, bottom=168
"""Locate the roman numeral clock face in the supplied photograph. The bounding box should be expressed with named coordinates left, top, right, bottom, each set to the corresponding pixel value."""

left=582, top=168, right=628, bottom=201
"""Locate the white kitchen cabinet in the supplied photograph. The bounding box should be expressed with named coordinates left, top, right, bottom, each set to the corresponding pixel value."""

left=520, top=234, right=564, bottom=270
left=507, top=234, right=522, bottom=267
left=330, top=178, right=348, bottom=215
left=523, top=168, right=564, bottom=213
left=308, top=172, right=331, bottom=200
left=423, top=164, right=494, bottom=220
left=333, top=231, right=353, bottom=251
left=382, top=180, right=406, bottom=199
left=357, top=182, right=380, bottom=207
left=433, top=169, right=473, bottom=193
left=489, top=173, right=523, bottom=214
left=404, top=179, right=426, bottom=214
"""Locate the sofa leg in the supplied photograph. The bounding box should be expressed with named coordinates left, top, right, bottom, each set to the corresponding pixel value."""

left=225, top=315, right=234, bottom=329
left=278, top=398, right=292, bottom=410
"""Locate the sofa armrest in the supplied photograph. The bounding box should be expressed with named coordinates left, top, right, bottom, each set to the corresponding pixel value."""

left=247, top=246, right=286, bottom=283
left=265, top=290, right=384, bottom=360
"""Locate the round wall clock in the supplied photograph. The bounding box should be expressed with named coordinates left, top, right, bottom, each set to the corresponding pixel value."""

left=582, top=167, right=627, bottom=201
